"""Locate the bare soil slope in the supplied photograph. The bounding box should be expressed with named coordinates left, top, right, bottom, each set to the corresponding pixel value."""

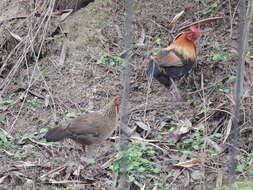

left=0, top=0, right=253, bottom=189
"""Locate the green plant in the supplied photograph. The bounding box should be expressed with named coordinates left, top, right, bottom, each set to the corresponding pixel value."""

left=96, top=55, right=125, bottom=66
left=211, top=41, right=235, bottom=63
left=27, top=97, right=40, bottom=107
left=96, top=40, right=145, bottom=67
left=105, top=180, right=115, bottom=185
left=14, top=151, right=27, bottom=160
left=83, top=105, right=94, bottom=113
left=176, top=126, right=224, bottom=153
left=0, top=120, right=6, bottom=125
left=39, top=128, right=48, bottom=133
left=0, top=98, right=15, bottom=111
left=148, top=38, right=163, bottom=57
left=96, top=55, right=108, bottom=64
left=65, top=108, right=77, bottom=118
left=200, top=2, right=218, bottom=16
left=51, top=186, right=61, bottom=190
left=248, top=167, right=253, bottom=175
left=235, top=156, right=251, bottom=174
left=0, top=132, right=12, bottom=148
left=133, top=42, right=145, bottom=48
left=49, top=121, right=57, bottom=128
left=109, top=142, right=165, bottom=188
left=186, top=88, right=194, bottom=100
left=0, top=98, right=15, bottom=105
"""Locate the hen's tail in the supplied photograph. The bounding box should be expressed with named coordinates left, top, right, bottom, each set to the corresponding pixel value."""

left=44, top=127, right=70, bottom=142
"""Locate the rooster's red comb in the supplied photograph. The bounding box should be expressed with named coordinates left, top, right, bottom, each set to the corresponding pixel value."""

left=189, top=25, right=200, bottom=36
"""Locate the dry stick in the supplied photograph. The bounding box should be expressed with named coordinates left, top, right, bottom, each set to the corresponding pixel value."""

left=0, top=15, right=28, bottom=25
left=116, top=0, right=133, bottom=189
left=178, top=17, right=223, bottom=31
left=229, top=0, right=241, bottom=39
left=228, top=0, right=253, bottom=183
left=9, top=0, right=57, bottom=133
left=59, top=38, right=69, bottom=66
left=200, top=72, right=208, bottom=190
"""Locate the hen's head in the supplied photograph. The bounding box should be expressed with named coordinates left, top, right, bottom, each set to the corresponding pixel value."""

left=186, top=25, right=200, bottom=42
left=112, top=96, right=122, bottom=113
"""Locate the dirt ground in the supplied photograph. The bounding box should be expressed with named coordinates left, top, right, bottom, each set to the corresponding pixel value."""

left=0, top=0, right=253, bottom=189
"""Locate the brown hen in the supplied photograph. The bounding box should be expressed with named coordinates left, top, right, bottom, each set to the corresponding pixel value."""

left=44, top=96, right=121, bottom=146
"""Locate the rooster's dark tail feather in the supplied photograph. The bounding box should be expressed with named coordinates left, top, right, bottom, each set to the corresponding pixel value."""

left=147, top=57, right=172, bottom=89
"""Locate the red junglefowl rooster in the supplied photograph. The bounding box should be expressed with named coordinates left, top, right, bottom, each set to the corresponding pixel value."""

left=147, top=25, right=201, bottom=89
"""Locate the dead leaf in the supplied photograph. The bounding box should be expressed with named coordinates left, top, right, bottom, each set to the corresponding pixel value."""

left=0, top=176, right=8, bottom=184
left=140, top=184, right=146, bottom=190
left=44, top=95, right=50, bottom=107
left=174, top=119, right=192, bottom=135
left=169, top=10, right=185, bottom=27
left=16, top=161, right=50, bottom=168
left=3, top=149, right=14, bottom=156
left=73, top=165, right=84, bottom=176
left=24, top=179, right=34, bottom=186
left=101, top=153, right=122, bottom=169
left=10, top=31, right=22, bottom=41
left=52, top=9, right=72, bottom=20
left=136, top=121, right=150, bottom=131
left=171, top=119, right=192, bottom=143
left=230, top=47, right=239, bottom=55
left=60, top=9, right=73, bottom=21
left=245, top=57, right=253, bottom=67
left=174, top=159, right=201, bottom=168
left=249, top=157, right=253, bottom=167
left=223, top=118, right=232, bottom=143
left=40, top=166, right=66, bottom=179
left=16, top=161, right=39, bottom=168
left=5, top=27, right=22, bottom=41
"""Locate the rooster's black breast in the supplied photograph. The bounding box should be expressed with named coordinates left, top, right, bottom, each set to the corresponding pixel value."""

left=147, top=57, right=195, bottom=89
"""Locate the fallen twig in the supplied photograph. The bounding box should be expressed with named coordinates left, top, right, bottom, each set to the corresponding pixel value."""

left=179, top=16, right=224, bottom=31
left=59, top=38, right=69, bottom=67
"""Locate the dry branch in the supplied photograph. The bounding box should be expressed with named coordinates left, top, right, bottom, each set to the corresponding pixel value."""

left=179, top=16, right=223, bottom=31
left=228, top=0, right=253, bottom=183
left=117, top=0, right=133, bottom=189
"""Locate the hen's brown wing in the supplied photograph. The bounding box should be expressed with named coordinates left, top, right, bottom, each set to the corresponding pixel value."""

left=66, top=112, right=108, bottom=135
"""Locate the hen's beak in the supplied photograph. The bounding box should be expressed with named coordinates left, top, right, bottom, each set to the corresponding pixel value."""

left=116, top=105, right=119, bottom=113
